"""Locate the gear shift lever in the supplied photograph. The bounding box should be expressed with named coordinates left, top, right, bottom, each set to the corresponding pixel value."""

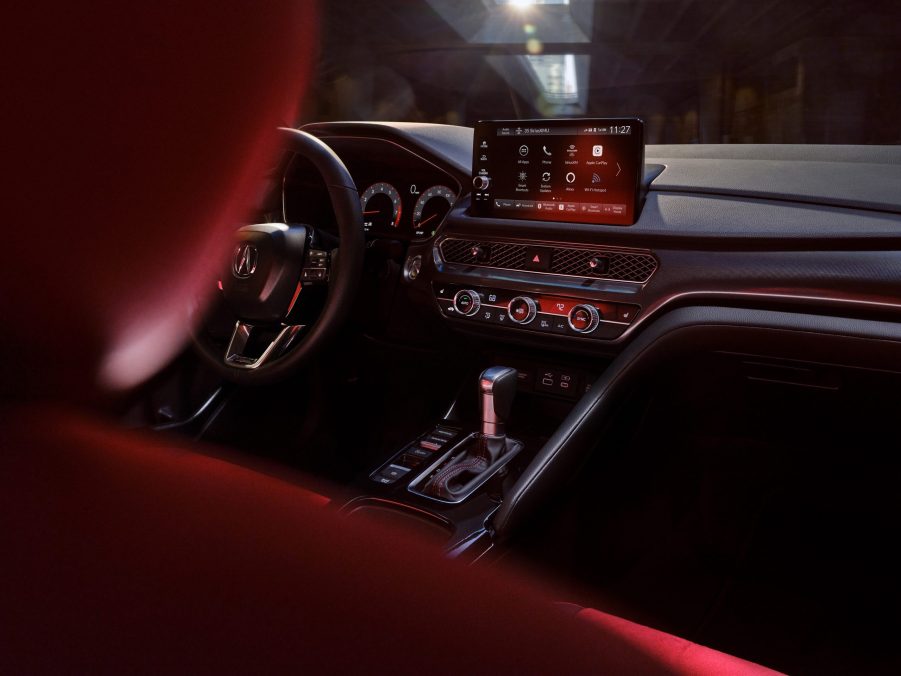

left=479, top=366, right=518, bottom=437
left=423, top=365, right=523, bottom=500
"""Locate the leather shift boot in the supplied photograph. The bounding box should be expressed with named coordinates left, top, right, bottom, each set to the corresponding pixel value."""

left=424, top=434, right=521, bottom=500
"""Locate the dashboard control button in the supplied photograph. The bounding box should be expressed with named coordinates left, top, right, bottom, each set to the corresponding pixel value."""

left=408, top=445, right=433, bottom=458
left=453, top=289, right=481, bottom=316
left=588, top=256, right=609, bottom=273
left=523, top=246, right=552, bottom=271
left=508, top=296, right=538, bottom=324
left=568, top=304, right=601, bottom=333
left=470, top=245, right=490, bottom=262
left=478, top=307, right=497, bottom=323
left=473, top=175, right=491, bottom=190
left=551, top=316, right=570, bottom=334
left=381, top=464, right=412, bottom=482
left=436, top=299, right=455, bottom=316
left=616, top=304, right=639, bottom=323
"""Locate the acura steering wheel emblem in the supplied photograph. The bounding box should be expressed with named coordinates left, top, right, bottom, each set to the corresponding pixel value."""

left=233, top=243, right=259, bottom=279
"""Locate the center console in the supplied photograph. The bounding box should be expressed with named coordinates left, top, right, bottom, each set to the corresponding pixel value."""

left=353, top=118, right=653, bottom=556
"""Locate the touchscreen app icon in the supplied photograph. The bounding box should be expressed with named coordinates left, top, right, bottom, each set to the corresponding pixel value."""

left=519, top=145, right=529, bottom=156
left=542, top=171, right=550, bottom=182
left=592, top=145, right=604, bottom=156
left=542, top=145, right=552, bottom=156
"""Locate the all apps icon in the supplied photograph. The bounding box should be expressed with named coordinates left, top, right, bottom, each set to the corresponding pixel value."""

left=518, top=145, right=529, bottom=156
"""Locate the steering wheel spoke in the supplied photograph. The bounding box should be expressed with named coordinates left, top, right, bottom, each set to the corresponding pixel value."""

left=224, top=321, right=304, bottom=369
left=194, top=128, right=363, bottom=383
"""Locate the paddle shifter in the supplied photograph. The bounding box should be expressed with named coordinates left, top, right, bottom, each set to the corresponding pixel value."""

left=423, top=366, right=523, bottom=500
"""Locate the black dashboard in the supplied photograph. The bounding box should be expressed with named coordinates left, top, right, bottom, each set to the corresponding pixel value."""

left=286, top=121, right=901, bottom=359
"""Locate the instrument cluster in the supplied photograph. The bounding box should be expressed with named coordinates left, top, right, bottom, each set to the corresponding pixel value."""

left=282, top=135, right=462, bottom=242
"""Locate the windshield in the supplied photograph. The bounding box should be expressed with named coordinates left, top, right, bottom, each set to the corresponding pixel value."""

left=303, top=0, right=901, bottom=144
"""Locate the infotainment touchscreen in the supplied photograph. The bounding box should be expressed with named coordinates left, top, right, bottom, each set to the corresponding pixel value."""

left=471, top=118, right=644, bottom=226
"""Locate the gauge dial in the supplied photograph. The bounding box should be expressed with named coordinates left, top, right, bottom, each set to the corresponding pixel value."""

left=361, top=182, right=402, bottom=231
left=412, top=185, right=456, bottom=238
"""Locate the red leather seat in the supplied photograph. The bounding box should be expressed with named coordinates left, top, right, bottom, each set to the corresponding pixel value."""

left=0, top=2, right=778, bottom=674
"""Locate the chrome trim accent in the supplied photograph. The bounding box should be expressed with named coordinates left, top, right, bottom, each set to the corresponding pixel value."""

left=438, top=236, right=658, bottom=285
left=224, top=322, right=304, bottom=370
left=232, top=242, right=259, bottom=279
left=152, top=387, right=225, bottom=432
left=447, top=527, right=496, bottom=562
left=616, top=289, right=901, bottom=344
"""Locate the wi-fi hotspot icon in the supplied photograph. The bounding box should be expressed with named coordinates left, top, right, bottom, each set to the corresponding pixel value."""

left=592, top=173, right=601, bottom=183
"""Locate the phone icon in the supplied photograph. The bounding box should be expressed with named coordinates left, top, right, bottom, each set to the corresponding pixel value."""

left=542, top=145, right=552, bottom=156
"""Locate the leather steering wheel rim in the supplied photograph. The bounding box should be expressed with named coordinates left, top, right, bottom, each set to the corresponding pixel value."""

left=194, top=128, right=364, bottom=385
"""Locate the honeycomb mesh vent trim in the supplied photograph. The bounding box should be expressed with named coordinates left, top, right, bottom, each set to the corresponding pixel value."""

left=439, top=239, right=657, bottom=283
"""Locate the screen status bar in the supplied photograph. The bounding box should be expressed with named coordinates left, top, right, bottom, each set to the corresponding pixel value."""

left=497, top=124, right=632, bottom=137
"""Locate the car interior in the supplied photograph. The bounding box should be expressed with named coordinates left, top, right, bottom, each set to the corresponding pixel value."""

left=4, top=1, right=901, bottom=674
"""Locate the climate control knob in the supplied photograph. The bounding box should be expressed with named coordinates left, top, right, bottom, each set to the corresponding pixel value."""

left=508, top=296, right=538, bottom=325
left=453, top=289, right=481, bottom=316
left=472, top=175, right=491, bottom=190
left=568, top=304, right=601, bottom=334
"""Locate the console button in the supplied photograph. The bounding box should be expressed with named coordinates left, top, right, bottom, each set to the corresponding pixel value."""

left=588, top=256, right=610, bottom=274
left=616, top=304, right=639, bottom=323
left=473, top=175, right=491, bottom=190
left=408, top=445, right=434, bottom=458
left=470, top=245, right=490, bottom=262
left=568, top=304, right=601, bottom=333
left=453, top=289, right=481, bottom=316
left=477, top=307, right=497, bottom=323
left=524, top=246, right=552, bottom=271
left=536, top=315, right=555, bottom=332
left=433, top=284, right=456, bottom=300
left=378, top=464, right=413, bottom=483
left=551, top=316, right=570, bottom=334
left=508, top=296, right=538, bottom=324
left=436, top=300, right=457, bottom=318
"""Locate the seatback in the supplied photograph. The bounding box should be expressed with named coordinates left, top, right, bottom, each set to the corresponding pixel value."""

left=0, top=1, right=318, bottom=398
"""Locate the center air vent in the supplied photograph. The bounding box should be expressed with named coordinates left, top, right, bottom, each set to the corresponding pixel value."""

left=439, top=238, right=657, bottom=283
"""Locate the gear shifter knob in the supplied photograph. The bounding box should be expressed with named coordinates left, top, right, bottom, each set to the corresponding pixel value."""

left=479, top=366, right=518, bottom=437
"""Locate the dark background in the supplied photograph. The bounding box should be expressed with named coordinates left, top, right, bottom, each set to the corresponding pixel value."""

left=302, top=0, right=901, bottom=144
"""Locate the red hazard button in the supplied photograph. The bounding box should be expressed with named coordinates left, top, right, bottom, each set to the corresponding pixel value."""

left=524, top=246, right=551, bottom=271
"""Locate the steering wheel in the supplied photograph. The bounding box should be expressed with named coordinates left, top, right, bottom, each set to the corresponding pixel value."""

left=194, top=128, right=364, bottom=384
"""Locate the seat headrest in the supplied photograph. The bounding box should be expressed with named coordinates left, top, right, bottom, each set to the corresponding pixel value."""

left=0, top=1, right=318, bottom=400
